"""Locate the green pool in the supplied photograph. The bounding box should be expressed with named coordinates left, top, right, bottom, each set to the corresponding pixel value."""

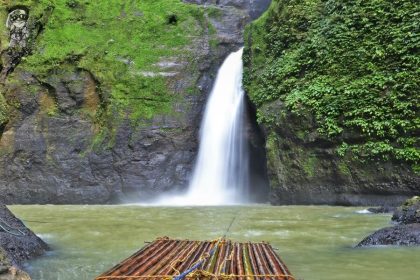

left=9, top=205, right=420, bottom=280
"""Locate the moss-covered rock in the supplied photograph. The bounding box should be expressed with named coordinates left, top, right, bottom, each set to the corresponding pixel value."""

left=244, top=0, right=419, bottom=205
left=0, top=95, right=8, bottom=131
left=392, top=196, right=420, bottom=224
left=0, top=0, right=268, bottom=203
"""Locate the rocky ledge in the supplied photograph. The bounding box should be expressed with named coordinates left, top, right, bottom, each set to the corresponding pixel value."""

left=0, top=205, right=48, bottom=279
left=357, top=196, right=420, bottom=247
left=357, top=224, right=420, bottom=247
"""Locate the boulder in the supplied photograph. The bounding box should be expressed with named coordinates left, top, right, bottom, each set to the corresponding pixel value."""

left=357, top=197, right=420, bottom=247
left=0, top=204, right=48, bottom=279
left=356, top=224, right=420, bottom=247
left=392, top=196, right=420, bottom=224
left=0, top=205, right=48, bottom=265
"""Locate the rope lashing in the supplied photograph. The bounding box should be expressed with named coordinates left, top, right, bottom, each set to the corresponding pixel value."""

left=173, top=239, right=221, bottom=280
left=174, top=213, right=240, bottom=280
left=0, top=218, right=26, bottom=236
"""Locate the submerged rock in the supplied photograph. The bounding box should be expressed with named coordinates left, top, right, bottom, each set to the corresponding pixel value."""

left=356, top=224, right=420, bottom=247
left=367, top=206, right=396, bottom=214
left=0, top=204, right=48, bottom=279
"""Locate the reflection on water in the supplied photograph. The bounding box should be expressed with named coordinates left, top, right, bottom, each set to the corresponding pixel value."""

left=9, top=205, right=420, bottom=280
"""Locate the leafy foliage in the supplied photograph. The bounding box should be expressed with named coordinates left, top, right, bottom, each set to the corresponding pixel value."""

left=244, top=0, right=419, bottom=166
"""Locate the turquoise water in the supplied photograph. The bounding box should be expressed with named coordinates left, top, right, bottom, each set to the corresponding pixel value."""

left=9, top=205, right=420, bottom=280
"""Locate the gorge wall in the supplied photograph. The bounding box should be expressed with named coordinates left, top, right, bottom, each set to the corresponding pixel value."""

left=2, top=0, right=417, bottom=206
left=244, top=0, right=419, bottom=206
left=0, top=0, right=271, bottom=204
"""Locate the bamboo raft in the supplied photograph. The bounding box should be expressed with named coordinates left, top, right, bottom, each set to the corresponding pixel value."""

left=95, top=237, right=294, bottom=280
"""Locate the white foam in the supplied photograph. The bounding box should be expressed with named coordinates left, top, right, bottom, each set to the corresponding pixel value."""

left=356, top=209, right=372, bottom=214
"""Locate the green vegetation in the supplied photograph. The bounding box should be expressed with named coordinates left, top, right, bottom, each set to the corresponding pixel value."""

left=1, top=0, right=207, bottom=121
left=0, top=93, right=8, bottom=127
left=302, top=155, right=317, bottom=178
left=244, top=0, right=419, bottom=167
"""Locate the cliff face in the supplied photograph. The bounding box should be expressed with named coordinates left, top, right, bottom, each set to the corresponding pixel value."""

left=183, top=0, right=271, bottom=20
left=244, top=0, right=419, bottom=206
left=0, top=0, right=271, bottom=204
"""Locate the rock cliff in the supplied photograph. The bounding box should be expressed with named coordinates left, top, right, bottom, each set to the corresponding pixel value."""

left=244, top=0, right=419, bottom=205
left=0, top=0, right=271, bottom=204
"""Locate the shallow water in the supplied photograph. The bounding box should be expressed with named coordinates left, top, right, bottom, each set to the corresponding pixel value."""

left=9, top=205, right=420, bottom=280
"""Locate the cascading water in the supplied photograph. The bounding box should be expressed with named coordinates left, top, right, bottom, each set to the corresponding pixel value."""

left=155, top=48, right=250, bottom=206
left=186, top=48, right=249, bottom=205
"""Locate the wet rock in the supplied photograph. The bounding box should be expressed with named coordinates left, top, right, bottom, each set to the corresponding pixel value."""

left=367, top=206, right=396, bottom=214
left=0, top=72, right=111, bottom=204
left=357, top=197, right=420, bottom=247
left=0, top=205, right=48, bottom=265
left=356, top=224, right=420, bottom=247
left=244, top=99, right=419, bottom=206
left=0, top=1, right=271, bottom=204
left=392, top=196, right=420, bottom=224
left=0, top=204, right=48, bottom=280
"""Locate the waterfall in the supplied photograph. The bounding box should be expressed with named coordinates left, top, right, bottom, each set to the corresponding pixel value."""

left=187, top=48, right=249, bottom=205
left=155, top=48, right=249, bottom=206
